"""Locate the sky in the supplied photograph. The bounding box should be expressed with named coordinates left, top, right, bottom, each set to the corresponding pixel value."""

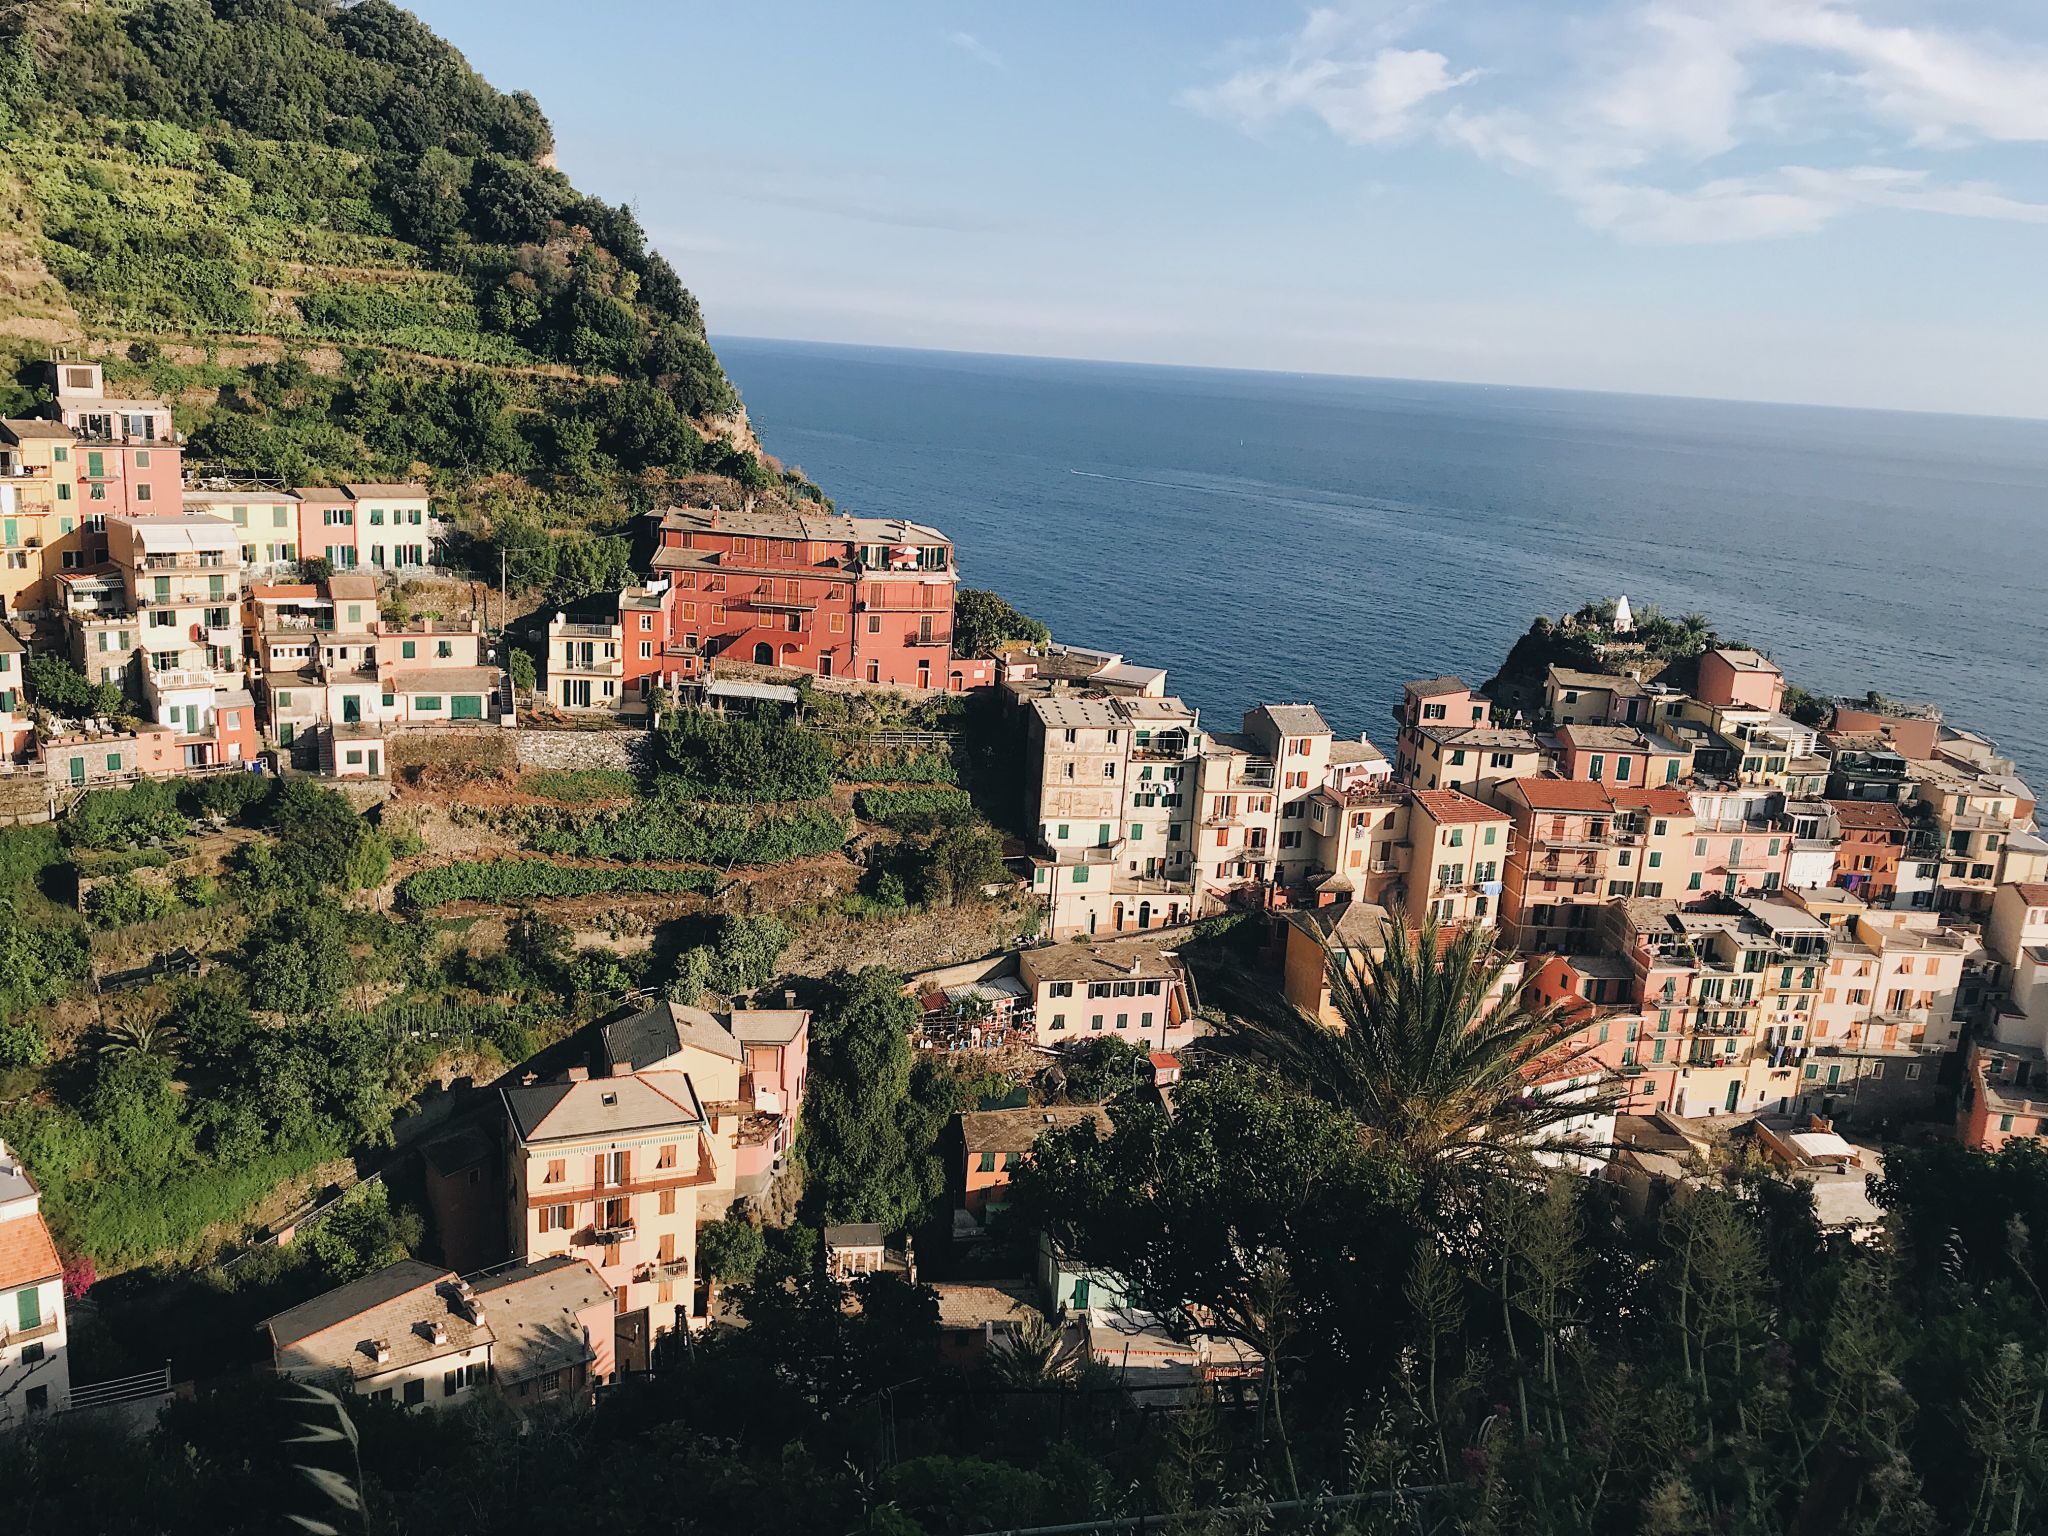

left=405, top=1, right=2048, bottom=417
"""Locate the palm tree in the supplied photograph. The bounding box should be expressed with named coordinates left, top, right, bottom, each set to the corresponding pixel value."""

left=986, top=1314, right=1080, bottom=1390
left=95, top=1015, right=182, bottom=1061
left=1239, top=915, right=1621, bottom=1192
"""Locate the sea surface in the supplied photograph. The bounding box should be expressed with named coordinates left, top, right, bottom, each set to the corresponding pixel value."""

left=714, top=338, right=2048, bottom=784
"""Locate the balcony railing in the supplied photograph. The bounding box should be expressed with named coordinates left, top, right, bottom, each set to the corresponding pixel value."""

left=2, top=1316, right=61, bottom=1347
left=586, top=1220, right=637, bottom=1246
left=1533, top=831, right=1612, bottom=851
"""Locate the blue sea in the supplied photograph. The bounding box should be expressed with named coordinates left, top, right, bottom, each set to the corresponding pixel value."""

left=714, top=338, right=2048, bottom=783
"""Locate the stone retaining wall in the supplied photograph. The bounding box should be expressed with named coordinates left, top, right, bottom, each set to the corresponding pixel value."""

left=513, top=727, right=655, bottom=775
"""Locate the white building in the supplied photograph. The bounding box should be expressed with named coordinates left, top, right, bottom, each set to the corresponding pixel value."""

left=0, top=1138, right=69, bottom=1428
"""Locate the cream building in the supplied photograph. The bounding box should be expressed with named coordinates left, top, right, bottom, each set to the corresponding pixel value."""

left=502, top=1069, right=733, bottom=1371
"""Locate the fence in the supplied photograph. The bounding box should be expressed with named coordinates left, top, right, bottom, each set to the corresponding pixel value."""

left=67, top=1364, right=173, bottom=1415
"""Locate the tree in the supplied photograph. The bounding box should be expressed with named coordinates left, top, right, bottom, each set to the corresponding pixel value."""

left=798, top=968, right=924, bottom=1227
left=1236, top=915, right=1619, bottom=1198
left=25, top=651, right=124, bottom=720
left=244, top=900, right=352, bottom=1017
left=951, top=589, right=1049, bottom=658
left=1014, top=1065, right=1409, bottom=1492
left=698, top=1214, right=765, bottom=1316
left=94, top=1015, right=182, bottom=1062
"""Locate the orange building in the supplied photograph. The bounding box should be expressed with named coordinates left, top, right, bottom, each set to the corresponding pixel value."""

left=1497, top=777, right=1616, bottom=953
left=1694, top=647, right=1785, bottom=712
left=648, top=505, right=994, bottom=691
left=1827, top=799, right=1910, bottom=905
left=954, top=1105, right=1113, bottom=1223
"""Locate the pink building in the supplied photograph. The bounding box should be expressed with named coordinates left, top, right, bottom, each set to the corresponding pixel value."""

left=49, top=359, right=182, bottom=518
left=1695, top=648, right=1786, bottom=712
left=1393, top=675, right=1489, bottom=783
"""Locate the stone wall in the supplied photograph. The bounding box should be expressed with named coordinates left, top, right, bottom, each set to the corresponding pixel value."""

left=513, top=726, right=655, bottom=775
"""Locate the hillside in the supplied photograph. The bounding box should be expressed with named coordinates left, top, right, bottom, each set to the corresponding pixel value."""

left=0, top=0, right=822, bottom=598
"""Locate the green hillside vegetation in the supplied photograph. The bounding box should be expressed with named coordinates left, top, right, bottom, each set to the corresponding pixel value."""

left=0, top=0, right=822, bottom=598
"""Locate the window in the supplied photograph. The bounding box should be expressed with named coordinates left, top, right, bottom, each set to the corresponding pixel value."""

left=656, top=1143, right=677, bottom=1169
left=543, top=1158, right=566, bottom=1184
left=401, top=640, right=416, bottom=659
left=978, top=1152, right=997, bottom=1172
left=404, top=1379, right=426, bottom=1406
left=659, top=1189, right=677, bottom=1216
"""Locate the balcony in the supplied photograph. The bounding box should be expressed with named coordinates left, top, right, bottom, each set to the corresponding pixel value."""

left=1, top=1315, right=60, bottom=1348
left=586, top=1219, right=637, bottom=1246
left=1533, top=831, right=1612, bottom=851
left=1240, top=763, right=1276, bottom=788
left=905, top=631, right=951, bottom=648
left=635, top=1258, right=690, bottom=1282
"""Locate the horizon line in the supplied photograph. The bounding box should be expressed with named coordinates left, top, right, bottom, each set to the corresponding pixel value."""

left=708, top=331, right=2048, bottom=429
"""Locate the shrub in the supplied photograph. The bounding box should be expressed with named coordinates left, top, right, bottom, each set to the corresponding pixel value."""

left=518, top=794, right=848, bottom=866
left=64, top=780, right=186, bottom=851
left=84, top=874, right=182, bottom=929
left=396, top=859, right=717, bottom=910
left=852, top=787, right=975, bottom=832
left=656, top=711, right=834, bottom=803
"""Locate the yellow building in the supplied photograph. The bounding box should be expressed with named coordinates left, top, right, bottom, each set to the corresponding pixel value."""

left=0, top=419, right=83, bottom=617
left=1282, top=900, right=1393, bottom=1027
left=1406, top=789, right=1510, bottom=931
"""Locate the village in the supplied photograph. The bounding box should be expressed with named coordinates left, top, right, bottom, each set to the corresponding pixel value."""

left=0, top=351, right=2044, bottom=1452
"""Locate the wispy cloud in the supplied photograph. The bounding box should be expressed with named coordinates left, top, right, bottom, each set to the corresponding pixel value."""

left=1187, top=0, right=2048, bottom=243
left=1182, top=5, right=1473, bottom=144
left=948, top=30, right=1005, bottom=71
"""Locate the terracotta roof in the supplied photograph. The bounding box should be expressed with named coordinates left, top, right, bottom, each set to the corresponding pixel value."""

left=1411, top=788, right=1508, bottom=824
left=0, top=1212, right=60, bottom=1291
left=1609, top=786, right=1694, bottom=815
left=1826, top=799, right=1909, bottom=832
left=250, top=582, right=320, bottom=601
left=1506, top=778, right=1615, bottom=813
left=2009, top=883, right=2048, bottom=908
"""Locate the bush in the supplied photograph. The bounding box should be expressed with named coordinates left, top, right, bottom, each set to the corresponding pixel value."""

left=63, top=780, right=185, bottom=851
left=84, top=873, right=184, bottom=929
left=666, top=913, right=793, bottom=1003
left=852, top=786, right=975, bottom=832
left=517, top=793, right=848, bottom=866
left=396, top=859, right=717, bottom=910
left=656, top=711, right=834, bottom=803
left=951, top=589, right=1049, bottom=658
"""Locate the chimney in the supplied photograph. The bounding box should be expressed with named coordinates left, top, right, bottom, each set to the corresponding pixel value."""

left=521, top=1071, right=539, bottom=1086
left=366, top=1339, right=392, bottom=1364
left=563, top=1066, right=589, bottom=1083
left=783, top=988, right=797, bottom=1008
left=418, top=1319, right=449, bottom=1345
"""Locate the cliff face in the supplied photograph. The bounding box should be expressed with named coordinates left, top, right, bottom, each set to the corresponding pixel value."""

left=0, top=0, right=799, bottom=525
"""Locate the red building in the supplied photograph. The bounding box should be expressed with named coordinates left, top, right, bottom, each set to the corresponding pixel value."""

left=648, top=506, right=992, bottom=691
